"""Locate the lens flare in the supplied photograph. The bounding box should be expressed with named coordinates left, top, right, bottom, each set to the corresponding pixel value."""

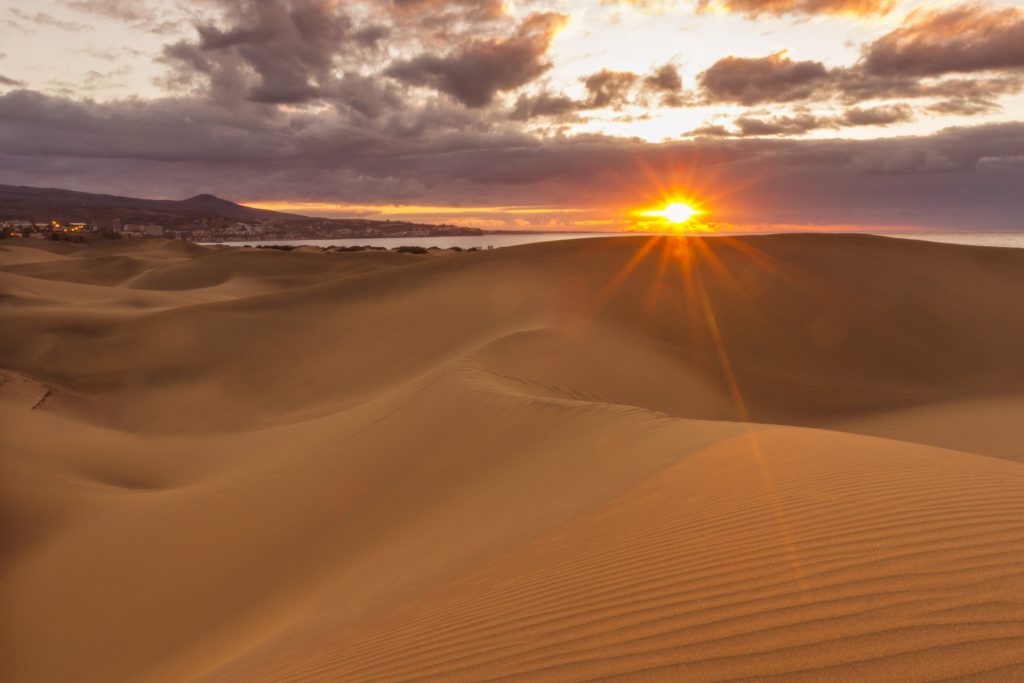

left=645, top=201, right=701, bottom=224
left=634, top=198, right=707, bottom=232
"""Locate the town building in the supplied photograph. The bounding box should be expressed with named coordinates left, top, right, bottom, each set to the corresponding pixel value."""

left=123, top=224, right=164, bottom=237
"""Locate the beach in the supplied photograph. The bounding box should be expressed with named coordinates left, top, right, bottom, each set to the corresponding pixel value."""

left=3, top=233, right=1024, bottom=681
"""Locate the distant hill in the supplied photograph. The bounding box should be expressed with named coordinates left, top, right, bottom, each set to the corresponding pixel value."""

left=0, top=184, right=308, bottom=223
left=0, top=184, right=483, bottom=240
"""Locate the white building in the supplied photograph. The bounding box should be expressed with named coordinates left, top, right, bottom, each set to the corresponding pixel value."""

left=123, top=223, right=164, bottom=237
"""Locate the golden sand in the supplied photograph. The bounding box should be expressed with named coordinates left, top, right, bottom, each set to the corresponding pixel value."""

left=2, top=234, right=1023, bottom=681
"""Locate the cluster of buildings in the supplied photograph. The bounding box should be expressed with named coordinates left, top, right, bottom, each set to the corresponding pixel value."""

left=190, top=220, right=477, bottom=242
left=0, top=219, right=99, bottom=239
left=0, top=218, right=167, bottom=240
left=1, top=217, right=482, bottom=242
left=111, top=220, right=166, bottom=238
left=0, top=220, right=36, bottom=236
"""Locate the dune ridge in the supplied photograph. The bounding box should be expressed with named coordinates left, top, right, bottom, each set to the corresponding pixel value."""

left=3, top=234, right=1024, bottom=681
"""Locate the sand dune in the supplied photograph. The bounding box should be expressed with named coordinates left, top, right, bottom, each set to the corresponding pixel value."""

left=2, top=234, right=1024, bottom=681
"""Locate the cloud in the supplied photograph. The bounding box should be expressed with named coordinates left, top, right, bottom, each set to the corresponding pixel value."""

left=510, top=64, right=689, bottom=121
left=863, top=3, right=1024, bottom=77
left=385, top=12, right=566, bottom=107
left=390, top=0, right=505, bottom=20
left=582, top=69, right=641, bottom=108
left=162, top=0, right=384, bottom=106
left=353, top=24, right=389, bottom=48
left=841, top=103, right=913, bottom=126
left=644, top=64, right=682, bottom=93
left=847, top=146, right=960, bottom=174
left=9, top=9, right=90, bottom=31
left=63, top=0, right=153, bottom=22
left=733, top=113, right=834, bottom=136
left=927, top=98, right=997, bottom=116
left=3, top=0, right=1024, bottom=232
left=699, top=52, right=830, bottom=105
left=616, top=0, right=893, bottom=15
left=693, top=104, right=911, bottom=137
left=642, top=63, right=688, bottom=106
left=697, top=5, right=1024, bottom=115
left=510, top=92, right=581, bottom=121
left=696, top=0, right=894, bottom=17
left=3, top=89, right=1024, bottom=229
left=834, top=71, right=1023, bottom=107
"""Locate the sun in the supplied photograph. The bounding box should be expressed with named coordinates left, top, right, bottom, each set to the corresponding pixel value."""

left=659, top=202, right=700, bottom=223
left=639, top=200, right=705, bottom=227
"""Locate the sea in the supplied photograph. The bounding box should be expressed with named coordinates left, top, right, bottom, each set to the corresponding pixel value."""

left=882, top=232, right=1024, bottom=249
left=211, top=231, right=1024, bottom=251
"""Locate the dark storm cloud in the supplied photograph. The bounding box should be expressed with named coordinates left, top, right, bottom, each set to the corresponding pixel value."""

left=384, top=12, right=566, bottom=107
left=0, top=76, right=25, bottom=87
left=2, top=88, right=1024, bottom=229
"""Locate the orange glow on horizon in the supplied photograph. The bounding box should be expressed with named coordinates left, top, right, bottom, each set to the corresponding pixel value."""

left=241, top=201, right=587, bottom=217
left=242, top=199, right=934, bottom=235
left=640, top=200, right=703, bottom=225
left=633, top=196, right=711, bottom=233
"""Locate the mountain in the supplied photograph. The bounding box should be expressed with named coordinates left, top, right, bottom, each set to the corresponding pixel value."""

left=171, top=193, right=304, bottom=221
left=0, top=184, right=308, bottom=223
left=0, top=184, right=484, bottom=240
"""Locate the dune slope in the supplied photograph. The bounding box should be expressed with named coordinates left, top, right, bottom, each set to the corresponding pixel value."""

left=2, top=234, right=1024, bottom=682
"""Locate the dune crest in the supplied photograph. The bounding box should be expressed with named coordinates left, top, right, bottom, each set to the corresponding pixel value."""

left=3, top=235, right=1024, bottom=681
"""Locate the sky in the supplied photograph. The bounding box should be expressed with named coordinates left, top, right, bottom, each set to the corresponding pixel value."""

left=1, top=0, right=1023, bottom=231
